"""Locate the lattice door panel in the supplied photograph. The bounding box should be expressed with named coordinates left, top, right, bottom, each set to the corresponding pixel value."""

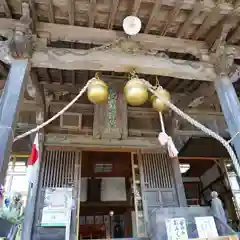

left=41, top=150, right=78, bottom=188
left=140, top=153, right=178, bottom=209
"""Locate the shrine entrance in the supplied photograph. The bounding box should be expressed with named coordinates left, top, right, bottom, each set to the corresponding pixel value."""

left=77, top=150, right=182, bottom=239
left=78, top=151, right=134, bottom=239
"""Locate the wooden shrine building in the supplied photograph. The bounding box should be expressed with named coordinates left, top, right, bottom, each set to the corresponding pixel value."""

left=1, top=0, right=240, bottom=239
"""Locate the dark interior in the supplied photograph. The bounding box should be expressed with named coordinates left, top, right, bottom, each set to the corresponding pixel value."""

left=79, top=151, right=133, bottom=239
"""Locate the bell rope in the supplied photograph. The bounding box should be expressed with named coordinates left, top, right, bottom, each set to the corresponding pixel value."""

left=158, top=112, right=178, bottom=158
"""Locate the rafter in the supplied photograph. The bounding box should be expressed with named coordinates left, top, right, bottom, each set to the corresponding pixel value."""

left=28, top=0, right=37, bottom=33
left=206, top=3, right=240, bottom=51
left=144, top=0, right=162, bottom=34
left=161, top=0, right=183, bottom=36
left=59, top=70, right=63, bottom=84
left=1, top=0, right=12, bottom=18
left=48, top=0, right=54, bottom=23
left=88, top=0, right=96, bottom=27
left=177, top=1, right=203, bottom=38
left=108, top=0, right=120, bottom=29
left=1, top=19, right=240, bottom=61
left=0, top=18, right=207, bottom=59
left=192, top=4, right=222, bottom=40
left=132, top=0, right=141, bottom=16
left=68, top=0, right=75, bottom=25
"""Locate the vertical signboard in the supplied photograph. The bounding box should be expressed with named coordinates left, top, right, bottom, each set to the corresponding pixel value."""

left=165, top=218, right=188, bottom=240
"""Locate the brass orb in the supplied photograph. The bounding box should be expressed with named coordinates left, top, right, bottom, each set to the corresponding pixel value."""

left=151, top=88, right=170, bottom=112
left=124, top=78, right=148, bottom=106
left=87, top=77, right=108, bottom=104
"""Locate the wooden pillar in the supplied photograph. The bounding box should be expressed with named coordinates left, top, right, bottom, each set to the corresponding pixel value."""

left=165, top=111, right=187, bottom=207
left=0, top=59, right=29, bottom=185
left=21, top=115, right=44, bottom=240
left=172, top=157, right=187, bottom=207
left=21, top=70, right=46, bottom=239
left=213, top=47, right=240, bottom=162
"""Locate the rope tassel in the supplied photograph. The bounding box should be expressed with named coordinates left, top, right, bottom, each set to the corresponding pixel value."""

left=158, top=112, right=178, bottom=158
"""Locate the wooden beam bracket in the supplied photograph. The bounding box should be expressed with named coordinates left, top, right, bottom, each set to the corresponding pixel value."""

left=211, top=45, right=235, bottom=76
left=7, top=3, right=32, bottom=59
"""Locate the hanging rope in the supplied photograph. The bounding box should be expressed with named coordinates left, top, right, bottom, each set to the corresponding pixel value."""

left=13, top=78, right=240, bottom=180
left=13, top=80, right=91, bottom=142
left=158, top=112, right=178, bottom=158
left=139, top=79, right=240, bottom=179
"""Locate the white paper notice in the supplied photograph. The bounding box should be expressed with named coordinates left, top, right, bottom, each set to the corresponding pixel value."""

left=195, top=216, right=218, bottom=238
left=165, top=218, right=188, bottom=240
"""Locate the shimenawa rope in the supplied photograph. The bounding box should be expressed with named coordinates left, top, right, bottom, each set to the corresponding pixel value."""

left=13, top=80, right=240, bottom=179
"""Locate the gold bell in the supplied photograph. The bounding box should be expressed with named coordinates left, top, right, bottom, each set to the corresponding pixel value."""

left=124, top=77, right=148, bottom=106
left=87, top=77, right=108, bottom=104
left=151, top=88, right=170, bottom=112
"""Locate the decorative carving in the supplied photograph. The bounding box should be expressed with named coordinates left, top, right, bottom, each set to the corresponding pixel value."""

left=45, top=37, right=168, bottom=58
left=211, top=45, right=235, bottom=76
left=8, top=3, right=32, bottom=58
left=102, top=86, right=121, bottom=139
left=106, top=87, right=117, bottom=129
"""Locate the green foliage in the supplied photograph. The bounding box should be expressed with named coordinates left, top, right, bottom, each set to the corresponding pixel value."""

left=0, top=208, right=24, bottom=225
left=0, top=193, right=25, bottom=225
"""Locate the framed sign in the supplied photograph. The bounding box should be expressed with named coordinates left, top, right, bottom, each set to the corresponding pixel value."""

left=165, top=218, right=188, bottom=240
left=195, top=216, right=218, bottom=238
left=41, top=188, right=72, bottom=227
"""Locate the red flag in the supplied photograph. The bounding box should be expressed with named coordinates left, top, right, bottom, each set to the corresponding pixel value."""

left=27, top=133, right=40, bottom=184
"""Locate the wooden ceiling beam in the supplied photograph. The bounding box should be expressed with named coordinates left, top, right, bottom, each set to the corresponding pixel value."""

left=192, top=4, right=222, bottom=40
left=1, top=19, right=240, bottom=61
left=27, top=46, right=216, bottom=81
left=59, top=70, right=63, bottom=84
left=28, top=0, right=37, bottom=33
left=177, top=1, right=203, bottom=38
left=88, top=0, right=96, bottom=27
left=0, top=18, right=209, bottom=59
left=108, top=0, right=120, bottom=29
left=206, top=2, right=240, bottom=51
left=161, top=0, right=183, bottom=36
left=48, top=0, right=55, bottom=23
left=30, top=0, right=233, bottom=13
left=144, top=0, right=162, bottom=34
left=45, top=133, right=161, bottom=149
left=132, top=0, right=141, bottom=16
left=68, top=0, right=75, bottom=25
left=1, top=0, right=12, bottom=18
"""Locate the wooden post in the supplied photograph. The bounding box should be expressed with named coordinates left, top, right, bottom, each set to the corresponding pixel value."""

left=213, top=47, right=240, bottom=162
left=0, top=59, right=29, bottom=185
left=165, top=111, right=187, bottom=207
left=172, top=157, right=188, bottom=207
left=21, top=71, right=46, bottom=240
